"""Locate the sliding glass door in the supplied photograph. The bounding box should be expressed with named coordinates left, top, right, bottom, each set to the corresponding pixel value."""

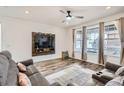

left=104, top=21, right=121, bottom=65
left=86, top=25, right=99, bottom=64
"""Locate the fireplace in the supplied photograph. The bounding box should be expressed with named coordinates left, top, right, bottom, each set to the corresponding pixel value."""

left=32, top=32, right=55, bottom=56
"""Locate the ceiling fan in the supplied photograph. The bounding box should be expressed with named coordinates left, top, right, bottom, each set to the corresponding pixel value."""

left=60, top=10, right=84, bottom=24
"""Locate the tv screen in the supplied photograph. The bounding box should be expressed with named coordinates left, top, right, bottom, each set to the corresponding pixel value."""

left=32, top=32, right=55, bottom=56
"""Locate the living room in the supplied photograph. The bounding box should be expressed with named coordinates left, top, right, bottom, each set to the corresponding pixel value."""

left=0, top=0, right=124, bottom=91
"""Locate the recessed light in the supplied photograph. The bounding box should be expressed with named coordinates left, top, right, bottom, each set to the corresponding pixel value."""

left=106, top=6, right=111, bottom=10
left=25, top=10, right=29, bottom=14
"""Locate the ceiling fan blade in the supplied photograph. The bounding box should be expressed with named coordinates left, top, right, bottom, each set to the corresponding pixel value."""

left=74, top=16, right=84, bottom=19
left=59, top=10, right=66, bottom=14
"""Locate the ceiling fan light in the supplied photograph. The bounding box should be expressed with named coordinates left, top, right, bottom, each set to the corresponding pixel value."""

left=66, top=16, right=71, bottom=21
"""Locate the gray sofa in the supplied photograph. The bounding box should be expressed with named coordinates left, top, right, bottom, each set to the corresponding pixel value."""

left=0, top=50, right=56, bottom=86
left=92, top=62, right=124, bottom=85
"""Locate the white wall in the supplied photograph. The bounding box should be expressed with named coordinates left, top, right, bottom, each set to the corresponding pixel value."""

left=0, top=17, right=68, bottom=62
left=67, top=12, right=124, bottom=59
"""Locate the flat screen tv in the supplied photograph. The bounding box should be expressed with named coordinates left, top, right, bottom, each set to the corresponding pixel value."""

left=32, top=32, right=55, bottom=56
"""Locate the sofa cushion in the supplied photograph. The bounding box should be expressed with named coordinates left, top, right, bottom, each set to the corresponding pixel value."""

left=18, top=72, right=31, bottom=86
left=106, top=81, right=122, bottom=86
left=115, top=66, right=124, bottom=76
left=101, top=69, right=115, bottom=77
left=25, top=65, right=38, bottom=76
left=106, top=76, right=123, bottom=86
left=0, top=55, right=9, bottom=85
left=17, top=63, right=27, bottom=72
left=0, top=51, right=12, bottom=60
left=105, top=62, right=121, bottom=72
left=5, top=59, right=19, bottom=86
left=20, top=59, right=33, bottom=66
left=29, top=73, right=49, bottom=86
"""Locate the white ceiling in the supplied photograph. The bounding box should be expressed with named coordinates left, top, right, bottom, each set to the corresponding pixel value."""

left=0, top=6, right=124, bottom=28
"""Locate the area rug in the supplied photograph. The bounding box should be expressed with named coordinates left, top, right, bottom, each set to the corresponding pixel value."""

left=45, top=64, right=96, bottom=86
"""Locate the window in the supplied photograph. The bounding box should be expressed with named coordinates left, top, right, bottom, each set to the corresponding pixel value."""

left=104, top=21, right=121, bottom=65
left=86, top=25, right=99, bottom=63
left=74, top=30, right=82, bottom=52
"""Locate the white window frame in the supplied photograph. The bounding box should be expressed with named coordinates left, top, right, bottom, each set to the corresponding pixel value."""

left=104, top=22, right=121, bottom=64
left=86, top=25, right=99, bottom=64
left=74, top=30, right=82, bottom=53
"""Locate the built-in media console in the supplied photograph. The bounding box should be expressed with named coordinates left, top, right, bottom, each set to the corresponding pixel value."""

left=32, top=32, right=55, bottom=56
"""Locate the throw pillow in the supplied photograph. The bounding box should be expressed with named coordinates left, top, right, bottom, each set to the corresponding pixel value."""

left=105, top=76, right=122, bottom=86
left=18, top=72, right=31, bottom=86
left=25, top=65, right=38, bottom=76
left=17, top=63, right=26, bottom=72
left=115, top=66, right=124, bottom=77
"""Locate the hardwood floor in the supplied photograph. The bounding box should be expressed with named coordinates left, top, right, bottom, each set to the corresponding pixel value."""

left=34, top=58, right=104, bottom=76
